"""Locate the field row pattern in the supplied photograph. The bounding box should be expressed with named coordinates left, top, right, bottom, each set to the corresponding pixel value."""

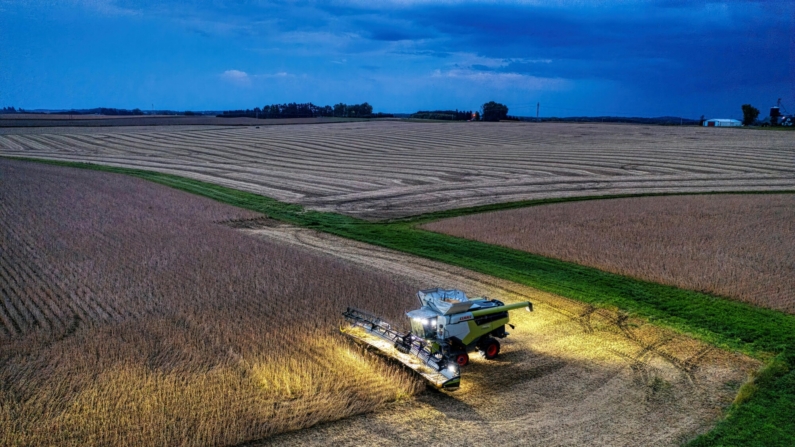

left=1, top=122, right=793, bottom=218
left=423, top=194, right=795, bottom=313
left=0, top=159, right=424, bottom=446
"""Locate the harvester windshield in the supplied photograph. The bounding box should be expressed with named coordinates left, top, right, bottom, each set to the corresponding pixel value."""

left=410, top=317, right=437, bottom=339
left=407, top=307, right=438, bottom=339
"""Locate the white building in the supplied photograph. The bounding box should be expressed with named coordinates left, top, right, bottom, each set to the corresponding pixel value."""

left=703, top=118, right=742, bottom=127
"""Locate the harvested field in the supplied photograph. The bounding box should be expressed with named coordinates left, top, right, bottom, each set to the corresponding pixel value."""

left=0, top=121, right=792, bottom=219
left=0, top=159, right=423, bottom=445
left=0, top=124, right=249, bottom=136
left=0, top=158, right=759, bottom=446
left=1, top=113, right=168, bottom=120
left=0, top=114, right=360, bottom=128
left=422, top=194, right=795, bottom=314
left=239, top=222, right=759, bottom=446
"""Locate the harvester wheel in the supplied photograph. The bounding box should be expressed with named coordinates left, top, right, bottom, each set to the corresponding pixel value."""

left=454, top=353, right=469, bottom=366
left=480, top=338, right=500, bottom=360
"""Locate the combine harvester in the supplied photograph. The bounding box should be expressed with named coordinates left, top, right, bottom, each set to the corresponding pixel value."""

left=342, top=288, right=533, bottom=390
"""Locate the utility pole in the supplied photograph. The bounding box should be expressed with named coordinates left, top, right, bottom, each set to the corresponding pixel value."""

left=536, top=102, right=540, bottom=121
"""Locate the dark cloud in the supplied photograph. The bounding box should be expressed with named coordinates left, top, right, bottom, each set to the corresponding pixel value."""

left=356, top=1, right=793, bottom=95
left=102, top=0, right=793, bottom=95
left=4, top=0, right=792, bottom=116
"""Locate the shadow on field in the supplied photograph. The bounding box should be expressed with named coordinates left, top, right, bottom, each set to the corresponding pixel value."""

left=243, top=224, right=761, bottom=446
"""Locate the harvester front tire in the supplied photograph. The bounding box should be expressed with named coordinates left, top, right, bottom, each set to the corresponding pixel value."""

left=481, top=339, right=500, bottom=360
left=454, top=353, right=469, bottom=366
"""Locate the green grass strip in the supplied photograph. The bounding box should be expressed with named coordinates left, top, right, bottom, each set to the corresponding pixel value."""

left=690, top=349, right=795, bottom=447
left=6, top=156, right=795, bottom=446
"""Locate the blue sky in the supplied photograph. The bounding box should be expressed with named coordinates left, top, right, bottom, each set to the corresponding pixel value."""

left=1, top=0, right=792, bottom=118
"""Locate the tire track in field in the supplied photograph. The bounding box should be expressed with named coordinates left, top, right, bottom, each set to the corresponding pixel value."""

left=239, top=221, right=760, bottom=447
left=237, top=221, right=736, bottom=381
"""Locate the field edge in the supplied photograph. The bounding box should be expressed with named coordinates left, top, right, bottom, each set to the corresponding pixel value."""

left=389, top=190, right=795, bottom=224
left=5, top=155, right=795, bottom=446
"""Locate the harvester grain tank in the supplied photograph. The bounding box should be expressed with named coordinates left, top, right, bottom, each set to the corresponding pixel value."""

left=342, top=288, right=533, bottom=390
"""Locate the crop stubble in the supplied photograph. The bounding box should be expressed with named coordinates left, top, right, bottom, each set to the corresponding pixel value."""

left=0, top=114, right=353, bottom=128
left=0, top=159, right=760, bottom=446
left=0, top=121, right=792, bottom=219
left=422, top=194, right=795, bottom=314
left=240, top=222, right=759, bottom=446
left=0, top=159, right=423, bottom=446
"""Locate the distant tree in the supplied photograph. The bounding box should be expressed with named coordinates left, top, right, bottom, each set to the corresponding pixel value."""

left=481, top=101, right=508, bottom=122
left=222, top=102, right=373, bottom=119
left=741, top=104, right=760, bottom=126
left=409, top=109, right=475, bottom=121
left=474, top=111, right=481, bottom=121
left=361, top=102, right=373, bottom=116
left=699, top=115, right=705, bottom=126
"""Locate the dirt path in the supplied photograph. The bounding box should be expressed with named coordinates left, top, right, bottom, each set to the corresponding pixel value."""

left=235, top=221, right=759, bottom=446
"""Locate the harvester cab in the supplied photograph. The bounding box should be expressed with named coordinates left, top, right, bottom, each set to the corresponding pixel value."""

left=342, top=288, right=533, bottom=390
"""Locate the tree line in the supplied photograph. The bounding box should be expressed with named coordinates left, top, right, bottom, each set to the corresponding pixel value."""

left=2, top=106, right=145, bottom=115
left=408, top=101, right=512, bottom=122
left=58, top=107, right=145, bottom=116
left=85, top=107, right=145, bottom=116
left=219, top=102, right=389, bottom=119
left=409, top=110, right=477, bottom=121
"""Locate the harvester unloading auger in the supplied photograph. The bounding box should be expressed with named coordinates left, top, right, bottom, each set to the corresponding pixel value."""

left=342, top=288, right=533, bottom=390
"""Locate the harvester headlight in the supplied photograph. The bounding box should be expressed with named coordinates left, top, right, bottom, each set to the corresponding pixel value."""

left=421, top=319, right=429, bottom=325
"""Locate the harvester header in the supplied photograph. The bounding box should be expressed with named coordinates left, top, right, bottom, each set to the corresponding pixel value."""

left=342, top=288, right=533, bottom=390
